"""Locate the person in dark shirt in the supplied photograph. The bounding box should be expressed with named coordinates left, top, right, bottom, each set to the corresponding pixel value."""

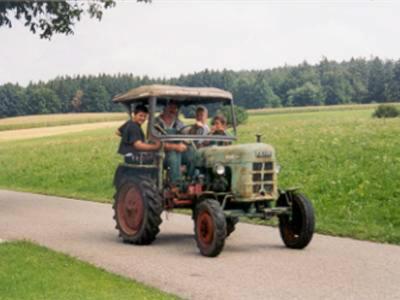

left=117, top=105, right=160, bottom=163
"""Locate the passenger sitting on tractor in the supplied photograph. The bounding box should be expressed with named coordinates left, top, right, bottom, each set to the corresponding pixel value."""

left=208, top=114, right=230, bottom=146
left=117, top=105, right=160, bottom=164
left=188, top=106, right=210, bottom=148
left=154, top=101, right=196, bottom=189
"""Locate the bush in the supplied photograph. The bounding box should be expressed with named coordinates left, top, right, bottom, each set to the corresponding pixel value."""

left=218, top=105, right=249, bottom=126
left=372, top=104, right=400, bottom=118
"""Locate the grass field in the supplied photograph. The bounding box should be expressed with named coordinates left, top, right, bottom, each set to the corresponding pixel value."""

left=0, top=241, right=178, bottom=300
left=0, top=107, right=399, bottom=244
left=0, top=112, right=126, bottom=131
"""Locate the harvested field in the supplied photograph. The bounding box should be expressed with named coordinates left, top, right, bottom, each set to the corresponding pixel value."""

left=0, top=113, right=126, bottom=131
left=0, top=121, right=123, bottom=142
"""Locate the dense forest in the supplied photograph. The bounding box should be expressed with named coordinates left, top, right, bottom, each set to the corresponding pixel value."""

left=1, top=57, right=400, bottom=118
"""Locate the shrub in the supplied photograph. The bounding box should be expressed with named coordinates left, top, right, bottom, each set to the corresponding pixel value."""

left=218, top=105, right=249, bottom=126
left=372, top=104, right=400, bottom=118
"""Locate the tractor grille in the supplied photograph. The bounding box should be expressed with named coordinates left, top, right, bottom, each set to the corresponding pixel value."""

left=252, top=161, right=274, bottom=196
left=252, top=162, right=273, bottom=171
left=252, top=173, right=273, bottom=182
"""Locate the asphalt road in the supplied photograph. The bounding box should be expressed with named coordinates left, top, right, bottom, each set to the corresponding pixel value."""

left=1, top=190, right=399, bottom=299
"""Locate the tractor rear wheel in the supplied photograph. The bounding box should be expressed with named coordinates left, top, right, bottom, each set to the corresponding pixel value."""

left=194, top=199, right=227, bottom=257
left=113, top=177, right=162, bottom=245
left=277, top=192, right=315, bottom=249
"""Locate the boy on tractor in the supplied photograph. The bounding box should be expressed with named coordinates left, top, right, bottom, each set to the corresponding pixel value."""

left=117, top=105, right=160, bottom=164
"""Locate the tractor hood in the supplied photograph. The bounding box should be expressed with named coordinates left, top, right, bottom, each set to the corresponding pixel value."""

left=197, top=143, right=278, bottom=201
left=197, top=143, right=276, bottom=167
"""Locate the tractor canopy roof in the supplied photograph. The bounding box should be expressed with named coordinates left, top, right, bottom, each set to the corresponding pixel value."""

left=112, top=84, right=233, bottom=105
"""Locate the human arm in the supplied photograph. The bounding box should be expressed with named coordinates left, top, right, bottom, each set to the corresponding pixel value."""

left=125, top=122, right=161, bottom=151
left=163, top=142, right=187, bottom=152
left=133, top=140, right=161, bottom=151
left=195, top=120, right=205, bottom=128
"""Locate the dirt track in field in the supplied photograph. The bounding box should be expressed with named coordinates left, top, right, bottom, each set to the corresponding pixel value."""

left=1, top=190, right=400, bottom=300
left=0, top=121, right=123, bottom=142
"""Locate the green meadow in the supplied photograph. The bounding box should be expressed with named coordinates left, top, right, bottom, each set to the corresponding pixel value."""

left=0, top=108, right=399, bottom=243
left=0, top=241, right=178, bottom=300
left=248, top=102, right=400, bottom=115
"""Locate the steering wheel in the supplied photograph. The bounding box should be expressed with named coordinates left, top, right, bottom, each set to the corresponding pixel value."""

left=155, top=124, right=197, bottom=150
left=178, top=125, right=204, bottom=150
left=177, top=125, right=193, bottom=134
left=178, top=125, right=205, bottom=135
left=154, top=124, right=167, bottom=135
left=192, top=126, right=205, bottom=135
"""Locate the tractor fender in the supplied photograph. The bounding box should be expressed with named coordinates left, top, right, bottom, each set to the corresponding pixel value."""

left=113, top=164, right=158, bottom=189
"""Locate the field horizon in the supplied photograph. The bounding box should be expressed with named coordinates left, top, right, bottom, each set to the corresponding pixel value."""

left=2, top=102, right=400, bottom=131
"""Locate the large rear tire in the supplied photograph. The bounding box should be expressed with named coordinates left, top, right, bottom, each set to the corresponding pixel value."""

left=113, top=177, right=162, bottom=245
left=277, top=192, right=315, bottom=249
left=194, top=199, right=227, bottom=257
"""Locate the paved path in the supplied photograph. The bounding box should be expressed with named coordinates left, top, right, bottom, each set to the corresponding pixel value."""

left=1, top=190, right=399, bottom=300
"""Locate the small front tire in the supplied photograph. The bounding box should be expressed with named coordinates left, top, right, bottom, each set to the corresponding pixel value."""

left=277, top=192, right=315, bottom=249
left=194, top=199, right=227, bottom=257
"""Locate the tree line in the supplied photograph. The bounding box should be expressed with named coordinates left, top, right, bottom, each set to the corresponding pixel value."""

left=1, top=56, right=400, bottom=118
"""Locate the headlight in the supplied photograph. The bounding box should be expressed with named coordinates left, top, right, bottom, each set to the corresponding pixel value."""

left=275, top=163, right=281, bottom=174
left=214, top=163, right=225, bottom=175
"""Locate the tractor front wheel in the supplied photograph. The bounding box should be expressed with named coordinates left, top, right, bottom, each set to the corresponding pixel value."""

left=277, top=192, right=315, bottom=249
left=194, top=199, right=227, bottom=257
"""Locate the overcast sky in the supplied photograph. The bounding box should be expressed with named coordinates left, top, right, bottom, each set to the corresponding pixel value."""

left=1, top=0, right=399, bottom=86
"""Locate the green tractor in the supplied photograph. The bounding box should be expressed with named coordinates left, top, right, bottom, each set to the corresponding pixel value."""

left=112, top=85, right=315, bottom=257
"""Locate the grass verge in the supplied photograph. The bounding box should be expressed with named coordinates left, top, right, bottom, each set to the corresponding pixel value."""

left=0, top=241, right=178, bottom=300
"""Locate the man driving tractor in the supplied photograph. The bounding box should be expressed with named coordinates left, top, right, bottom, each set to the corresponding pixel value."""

left=154, top=101, right=199, bottom=190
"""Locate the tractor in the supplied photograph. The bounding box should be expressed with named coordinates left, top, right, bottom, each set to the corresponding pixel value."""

left=112, top=85, right=315, bottom=257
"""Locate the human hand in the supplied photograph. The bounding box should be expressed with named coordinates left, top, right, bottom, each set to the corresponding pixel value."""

left=153, top=139, right=161, bottom=149
left=175, top=143, right=187, bottom=152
